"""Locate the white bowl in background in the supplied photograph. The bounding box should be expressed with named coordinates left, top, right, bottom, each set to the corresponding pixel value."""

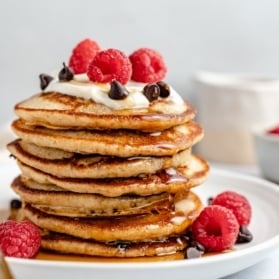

left=253, top=124, right=279, bottom=184
left=194, top=72, right=279, bottom=164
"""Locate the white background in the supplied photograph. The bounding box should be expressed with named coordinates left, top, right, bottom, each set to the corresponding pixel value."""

left=1, top=0, right=279, bottom=125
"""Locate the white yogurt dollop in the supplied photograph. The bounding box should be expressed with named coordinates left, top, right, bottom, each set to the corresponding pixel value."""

left=44, top=74, right=185, bottom=111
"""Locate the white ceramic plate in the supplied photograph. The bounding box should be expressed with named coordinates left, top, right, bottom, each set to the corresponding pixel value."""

left=1, top=163, right=279, bottom=279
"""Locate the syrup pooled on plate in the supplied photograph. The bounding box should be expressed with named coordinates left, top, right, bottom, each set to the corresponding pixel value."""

left=35, top=250, right=184, bottom=263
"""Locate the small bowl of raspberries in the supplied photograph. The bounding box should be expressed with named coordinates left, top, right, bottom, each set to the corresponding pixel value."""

left=253, top=123, right=279, bottom=184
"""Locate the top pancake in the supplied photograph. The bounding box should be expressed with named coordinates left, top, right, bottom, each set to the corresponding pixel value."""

left=14, top=92, right=196, bottom=132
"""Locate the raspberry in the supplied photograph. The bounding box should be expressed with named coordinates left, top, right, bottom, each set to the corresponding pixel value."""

left=192, top=205, right=239, bottom=252
left=129, top=48, right=167, bottom=83
left=87, top=49, right=132, bottom=84
left=0, top=220, right=41, bottom=258
left=69, top=38, right=100, bottom=74
left=267, top=125, right=279, bottom=135
left=0, top=220, right=16, bottom=240
left=211, top=191, right=252, bottom=226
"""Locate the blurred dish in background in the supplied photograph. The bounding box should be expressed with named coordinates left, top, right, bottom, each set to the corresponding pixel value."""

left=253, top=123, right=279, bottom=184
left=194, top=72, right=279, bottom=164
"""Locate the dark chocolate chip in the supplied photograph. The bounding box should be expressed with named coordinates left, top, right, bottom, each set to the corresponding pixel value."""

left=190, top=240, right=205, bottom=252
left=58, top=62, right=74, bottom=81
left=185, top=246, right=203, bottom=259
left=117, top=242, right=131, bottom=250
left=109, top=241, right=131, bottom=250
left=157, top=81, right=170, bottom=98
left=108, top=80, right=129, bottom=100
left=39, top=74, right=54, bottom=90
left=236, top=225, right=253, bottom=243
left=207, top=197, right=214, bottom=205
left=143, top=83, right=160, bottom=102
left=10, top=199, right=22, bottom=209
left=184, top=230, right=193, bottom=241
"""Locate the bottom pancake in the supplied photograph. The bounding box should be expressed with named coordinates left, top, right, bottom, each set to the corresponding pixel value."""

left=22, top=191, right=202, bottom=242
left=41, top=232, right=188, bottom=258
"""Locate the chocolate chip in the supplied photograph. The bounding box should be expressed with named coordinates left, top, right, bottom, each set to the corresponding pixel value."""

left=58, top=62, right=74, bottom=81
left=184, top=235, right=205, bottom=259
left=236, top=225, right=253, bottom=243
left=39, top=74, right=54, bottom=90
left=184, top=230, right=193, bottom=241
left=207, top=197, right=214, bottom=205
left=185, top=246, right=203, bottom=259
left=109, top=241, right=131, bottom=250
left=157, top=81, right=170, bottom=98
left=190, top=240, right=205, bottom=252
left=143, top=83, right=160, bottom=102
left=117, top=242, right=131, bottom=250
left=108, top=80, right=129, bottom=100
left=10, top=199, right=22, bottom=209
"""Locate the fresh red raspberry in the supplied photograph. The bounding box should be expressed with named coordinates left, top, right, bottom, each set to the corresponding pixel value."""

left=87, top=48, right=132, bottom=84
left=211, top=191, right=252, bottom=226
left=192, top=205, right=239, bottom=252
left=0, top=220, right=16, bottom=240
left=267, top=125, right=279, bottom=135
left=0, top=220, right=41, bottom=258
left=129, top=48, right=167, bottom=83
left=69, top=38, right=100, bottom=74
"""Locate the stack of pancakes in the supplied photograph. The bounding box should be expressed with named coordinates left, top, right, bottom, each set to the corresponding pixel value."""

left=7, top=89, right=209, bottom=258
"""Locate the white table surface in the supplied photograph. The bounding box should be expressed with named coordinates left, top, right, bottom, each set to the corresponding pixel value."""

left=0, top=126, right=278, bottom=279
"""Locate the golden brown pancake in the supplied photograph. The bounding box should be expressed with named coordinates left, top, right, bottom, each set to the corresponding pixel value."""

left=41, top=233, right=188, bottom=258
left=22, top=191, right=202, bottom=242
left=14, top=92, right=196, bottom=132
left=16, top=155, right=209, bottom=196
left=12, top=176, right=173, bottom=217
left=31, top=203, right=171, bottom=218
left=11, top=119, right=203, bottom=157
left=8, top=140, right=191, bottom=179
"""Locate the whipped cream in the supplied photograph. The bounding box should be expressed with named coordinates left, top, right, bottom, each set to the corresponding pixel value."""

left=44, top=74, right=185, bottom=111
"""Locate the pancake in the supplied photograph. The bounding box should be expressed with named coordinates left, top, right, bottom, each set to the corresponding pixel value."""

left=17, top=155, right=209, bottom=196
left=14, top=92, right=196, bottom=132
left=22, top=191, right=202, bottom=242
left=11, top=119, right=203, bottom=157
left=8, top=140, right=191, bottom=179
left=31, top=203, right=170, bottom=218
left=12, top=176, right=172, bottom=217
left=41, top=233, right=188, bottom=258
